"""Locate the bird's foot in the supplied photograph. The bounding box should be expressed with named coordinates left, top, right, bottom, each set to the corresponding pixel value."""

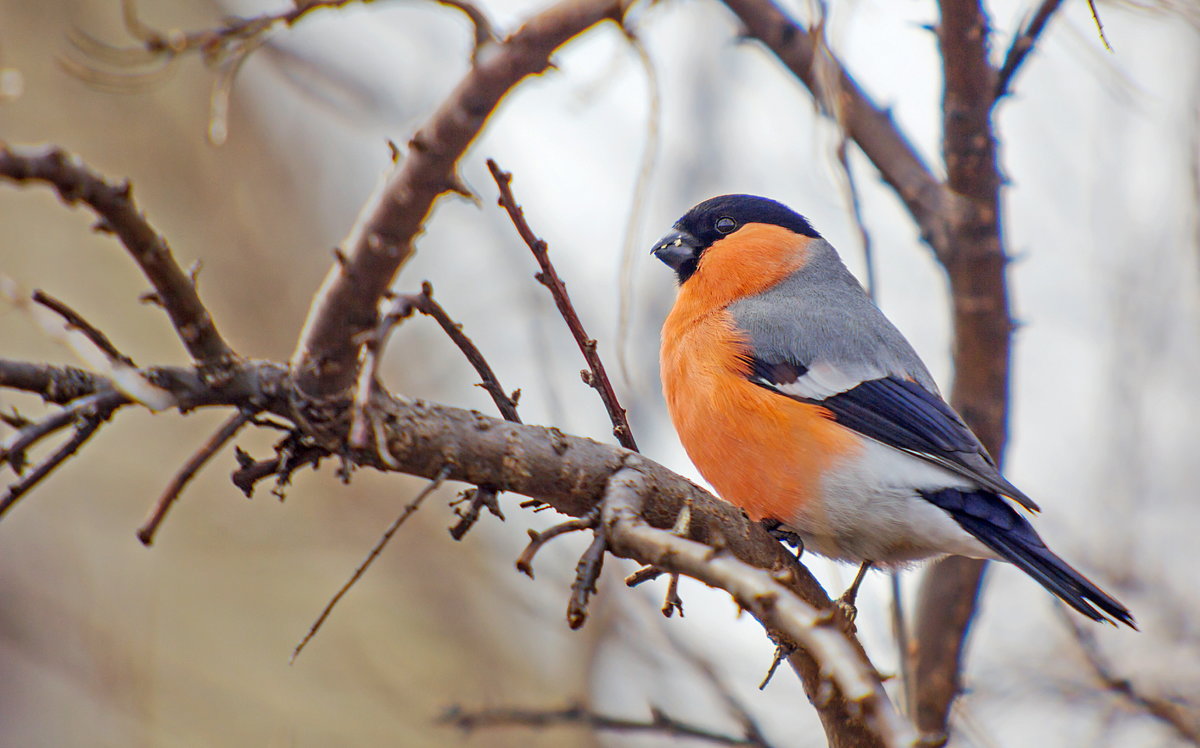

left=760, top=518, right=804, bottom=561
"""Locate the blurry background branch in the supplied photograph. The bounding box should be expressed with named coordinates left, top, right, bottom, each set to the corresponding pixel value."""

left=1062, top=611, right=1200, bottom=746
left=441, top=703, right=774, bottom=746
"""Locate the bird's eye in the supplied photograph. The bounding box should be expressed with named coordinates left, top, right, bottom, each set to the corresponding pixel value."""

left=715, top=216, right=737, bottom=234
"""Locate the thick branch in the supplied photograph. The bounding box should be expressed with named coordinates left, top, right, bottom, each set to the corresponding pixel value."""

left=291, top=0, right=626, bottom=399
left=911, top=2, right=1011, bottom=740
left=0, top=145, right=236, bottom=367
left=603, top=466, right=913, bottom=748
left=0, top=361, right=112, bottom=404
left=0, top=354, right=892, bottom=747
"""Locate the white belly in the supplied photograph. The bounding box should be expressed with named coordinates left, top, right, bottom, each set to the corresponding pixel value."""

left=786, top=438, right=999, bottom=564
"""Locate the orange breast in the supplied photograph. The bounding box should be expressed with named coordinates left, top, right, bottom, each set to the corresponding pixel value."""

left=660, top=308, right=860, bottom=523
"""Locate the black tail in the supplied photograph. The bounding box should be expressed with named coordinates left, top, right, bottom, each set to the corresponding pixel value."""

left=922, top=489, right=1136, bottom=629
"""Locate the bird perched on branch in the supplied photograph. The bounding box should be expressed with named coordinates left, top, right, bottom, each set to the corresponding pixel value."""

left=652, top=194, right=1134, bottom=628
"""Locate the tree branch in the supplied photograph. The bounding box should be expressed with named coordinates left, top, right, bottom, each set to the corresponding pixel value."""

left=290, top=0, right=627, bottom=400
left=994, top=0, right=1065, bottom=101
left=1062, top=611, right=1200, bottom=745
left=136, top=409, right=255, bottom=545
left=487, top=159, right=637, bottom=451
left=0, top=411, right=109, bottom=517
left=403, top=282, right=521, bottom=424
left=291, top=466, right=452, bottom=662
left=441, top=703, right=772, bottom=747
left=0, top=352, right=899, bottom=747
left=719, top=0, right=954, bottom=259
left=602, top=465, right=914, bottom=748
left=911, top=2, right=1011, bottom=740
left=0, top=145, right=236, bottom=368
left=32, top=289, right=136, bottom=367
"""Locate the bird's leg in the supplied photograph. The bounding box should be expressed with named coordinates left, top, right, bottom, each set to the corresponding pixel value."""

left=836, top=560, right=873, bottom=622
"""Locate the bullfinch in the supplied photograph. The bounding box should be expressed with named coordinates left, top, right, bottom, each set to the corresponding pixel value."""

left=652, top=194, right=1134, bottom=628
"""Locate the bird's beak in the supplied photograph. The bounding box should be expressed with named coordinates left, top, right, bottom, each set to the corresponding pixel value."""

left=651, top=228, right=700, bottom=272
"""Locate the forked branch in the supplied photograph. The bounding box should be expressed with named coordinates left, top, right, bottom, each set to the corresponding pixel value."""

left=291, top=0, right=627, bottom=399
left=0, top=145, right=235, bottom=368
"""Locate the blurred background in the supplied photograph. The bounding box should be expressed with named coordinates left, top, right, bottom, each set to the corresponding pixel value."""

left=1, top=0, right=1197, bottom=745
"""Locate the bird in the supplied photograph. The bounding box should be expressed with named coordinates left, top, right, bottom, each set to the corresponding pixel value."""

left=651, top=193, right=1135, bottom=628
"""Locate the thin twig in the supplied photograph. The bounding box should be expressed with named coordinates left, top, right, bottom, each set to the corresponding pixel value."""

left=759, top=642, right=796, bottom=690
left=994, top=0, right=1065, bottom=100
left=94, top=0, right=494, bottom=67
left=488, top=158, right=638, bottom=631
left=486, top=159, right=638, bottom=452
left=0, top=145, right=235, bottom=366
left=660, top=498, right=691, bottom=617
left=230, top=441, right=326, bottom=498
left=1, top=391, right=125, bottom=474
left=136, top=409, right=255, bottom=546
left=435, top=0, right=498, bottom=60
left=625, top=565, right=665, bottom=586
left=515, top=516, right=596, bottom=579
left=441, top=703, right=769, bottom=746
left=361, top=284, right=520, bottom=538
left=91, top=0, right=362, bottom=67
left=661, top=572, right=683, bottom=618
left=0, top=416, right=107, bottom=518
left=567, top=529, right=607, bottom=629
left=1062, top=610, right=1200, bottom=745
left=448, top=485, right=504, bottom=540
left=32, top=290, right=134, bottom=366
left=0, top=410, right=29, bottom=430
left=291, top=466, right=452, bottom=663
left=347, top=293, right=416, bottom=452
left=407, top=282, right=521, bottom=423
left=1086, top=0, right=1113, bottom=53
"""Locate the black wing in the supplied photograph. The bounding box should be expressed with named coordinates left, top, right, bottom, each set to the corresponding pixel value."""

left=750, top=359, right=1039, bottom=512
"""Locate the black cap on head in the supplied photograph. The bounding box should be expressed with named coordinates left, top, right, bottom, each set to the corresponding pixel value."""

left=651, top=195, right=820, bottom=283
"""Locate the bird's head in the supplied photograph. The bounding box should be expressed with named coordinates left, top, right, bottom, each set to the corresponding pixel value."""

left=651, top=195, right=820, bottom=284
